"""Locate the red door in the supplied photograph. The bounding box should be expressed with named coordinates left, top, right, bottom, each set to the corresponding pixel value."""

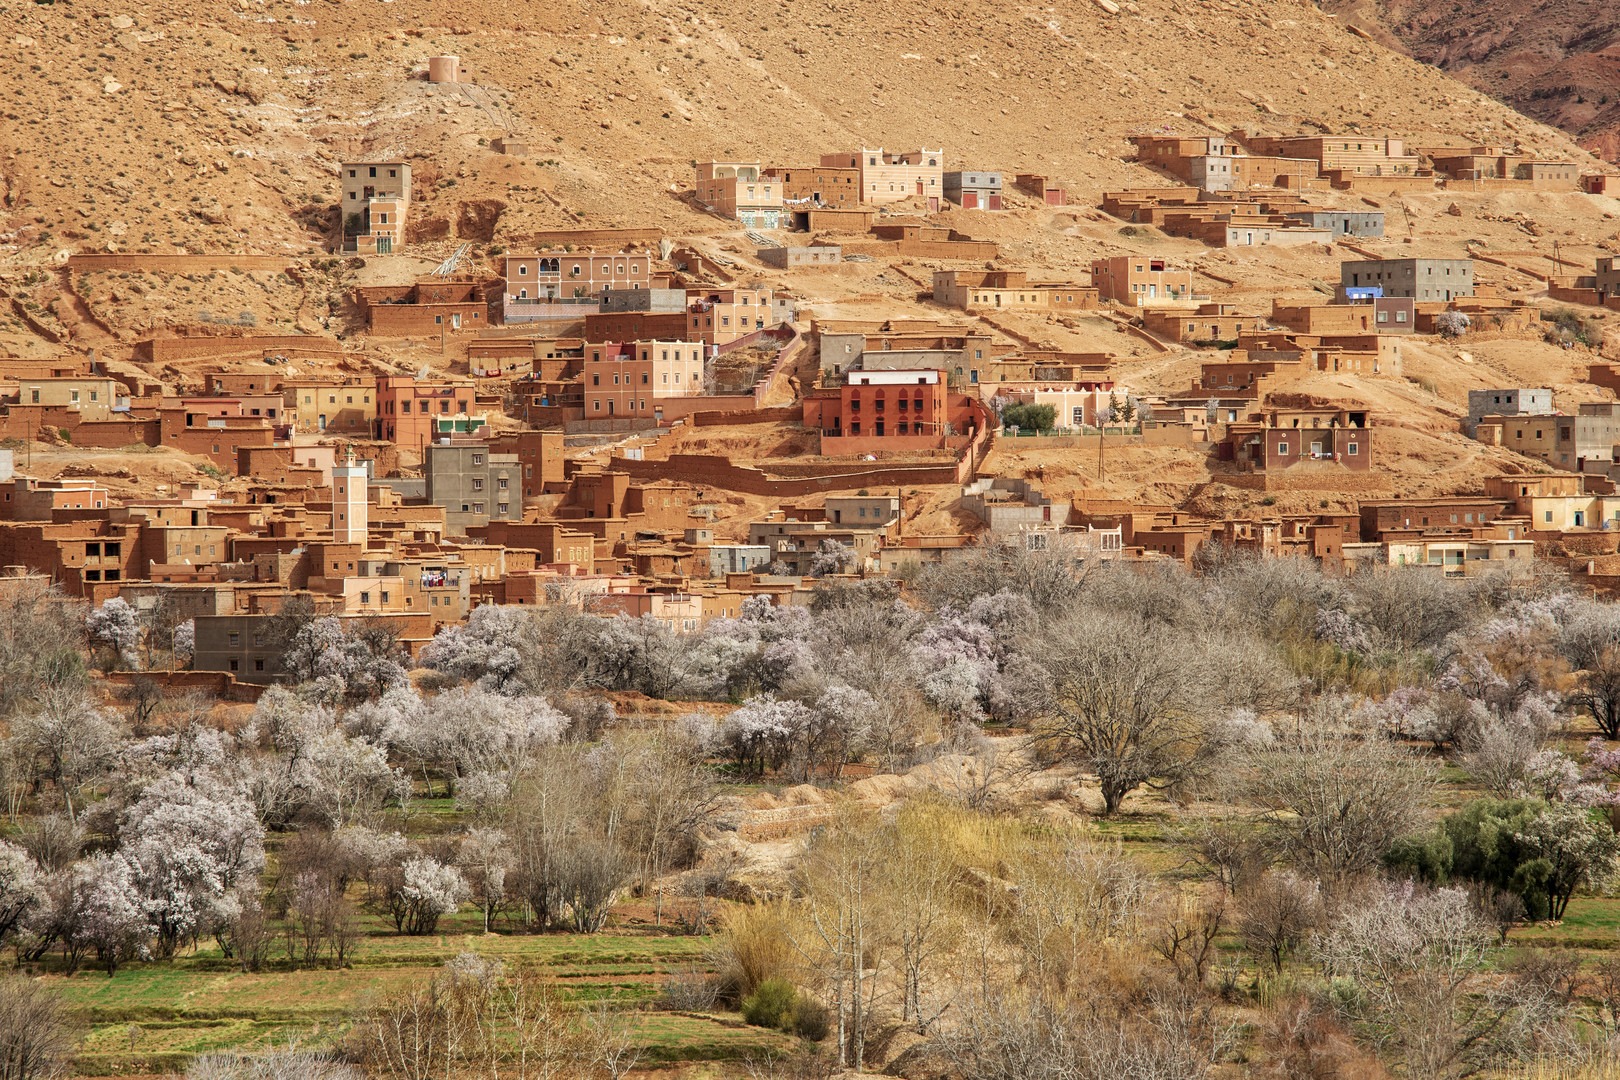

left=916, top=180, right=924, bottom=195
left=961, top=192, right=978, bottom=210
left=987, top=194, right=1002, bottom=210
left=1045, top=189, right=1064, bottom=206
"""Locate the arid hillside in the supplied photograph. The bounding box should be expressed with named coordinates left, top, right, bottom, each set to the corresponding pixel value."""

left=0, top=0, right=1606, bottom=270
left=1322, top=0, right=1620, bottom=163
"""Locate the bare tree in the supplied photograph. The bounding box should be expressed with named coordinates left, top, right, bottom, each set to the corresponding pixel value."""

left=1245, top=710, right=1435, bottom=880
left=1315, top=881, right=1513, bottom=1080
left=1151, top=887, right=1226, bottom=985
left=1563, top=602, right=1620, bottom=739
left=1238, top=871, right=1324, bottom=975
left=1029, top=611, right=1227, bottom=814
left=0, top=976, right=75, bottom=1080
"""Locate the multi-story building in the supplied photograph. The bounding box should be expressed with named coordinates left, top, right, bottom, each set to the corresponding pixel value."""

left=809, top=368, right=948, bottom=439
left=12, top=377, right=125, bottom=420
left=340, top=160, right=411, bottom=254
left=1237, top=134, right=1420, bottom=177
left=1575, top=403, right=1620, bottom=467
left=1465, top=388, right=1553, bottom=436
left=582, top=340, right=707, bottom=420
left=1598, top=257, right=1620, bottom=304
left=694, top=162, right=783, bottom=227
left=284, top=381, right=377, bottom=434
left=1090, top=256, right=1196, bottom=306
left=374, top=375, right=480, bottom=455
left=487, top=430, right=567, bottom=499
left=944, top=171, right=1003, bottom=210
left=1340, top=258, right=1475, bottom=302
left=822, top=148, right=944, bottom=210
left=426, top=443, right=522, bottom=534
left=763, top=165, right=861, bottom=206
left=687, top=287, right=772, bottom=346
left=501, top=249, right=653, bottom=323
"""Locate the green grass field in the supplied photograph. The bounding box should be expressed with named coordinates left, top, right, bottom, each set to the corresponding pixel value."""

left=40, top=915, right=789, bottom=1075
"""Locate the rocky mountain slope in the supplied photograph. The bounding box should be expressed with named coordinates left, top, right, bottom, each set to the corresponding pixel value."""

left=0, top=0, right=1605, bottom=272
left=1321, top=0, right=1620, bottom=162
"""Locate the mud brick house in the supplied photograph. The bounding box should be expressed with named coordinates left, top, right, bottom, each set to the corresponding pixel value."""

left=356, top=280, right=488, bottom=335
left=1015, top=173, right=1067, bottom=205
left=757, top=246, right=842, bottom=269
left=801, top=369, right=989, bottom=453
left=823, top=148, right=944, bottom=210
left=0, top=519, right=142, bottom=599
left=487, top=430, right=567, bottom=498
left=1222, top=407, right=1372, bottom=472
left=1598, top=257, right=1620, bottom=304
left=10, top=376, right=126, bottom=419
left=763, top=165, right=862, bottom=206
left=584, top=310, right=689, bottom=344
left=931, top=270, right=1098, bottom=313
left=1090, top=257, right=1196, bottom=306
left=340, top=160, right=411, bottom=254
left=157, top=406, right=276, bottom=473
left=944, top=171, right=1003, bottom=209
left=1142, top=304, right=1258, bottom=344
left=1237, top=133, right=1420, bottom=177
left=695, top=162, right=783, bottom=227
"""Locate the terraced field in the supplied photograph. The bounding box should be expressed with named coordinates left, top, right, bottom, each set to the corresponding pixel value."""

left=42, top=912, right=792, bottom=1075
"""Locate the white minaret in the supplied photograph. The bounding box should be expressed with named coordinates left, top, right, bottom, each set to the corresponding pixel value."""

left=333, top=448, right=368, bottom=544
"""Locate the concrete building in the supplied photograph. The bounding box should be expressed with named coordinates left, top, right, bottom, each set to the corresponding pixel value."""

left=502, top=249, right=652, bottom=323
left=1283, top=210, right=1385, bottom=237
left=695, top=162, right=783, bottom=227
left=426, top=444, right=522, bottom=533
left=374, top=375, right=480, bottom=454
left=284, top=381, right=376, bottom=434
left=332, top=451, right=369, bottom=545
left=823, top=148, right=944, bottom=210
left=1340, top=258, right=1474, bottom=302
left=709, top=544, right=771, bottom=577
left=584, top=340, right=707, bottom=420
left=340, top=161, right=411, bottom=254
left=687, top=288, right=772, bottom=346
left=1466, top=388, right=1553, bottom=436
left=944, top=171, right=1003, bottom=209
left=811, top=368, right=948, bottom=439
left=1575, top=403, right=1620, bottom=467
left=13, top=377, right=125, bottom=420
left=962, top=478, right=1057, bottom=531
left=824, top=494, right=900, bottom=528
left=600, top=287, right=686, bottom=313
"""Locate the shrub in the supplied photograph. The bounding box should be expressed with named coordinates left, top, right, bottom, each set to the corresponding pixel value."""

left=1001, top=402, right=1056, bottom=433
left=741, top=977, right=797, bottom=1028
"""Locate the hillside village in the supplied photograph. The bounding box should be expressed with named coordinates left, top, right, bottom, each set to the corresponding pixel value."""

left=4, top=95, right=1620, bottom=673
left=13, top=0, right=1620, bottom=1074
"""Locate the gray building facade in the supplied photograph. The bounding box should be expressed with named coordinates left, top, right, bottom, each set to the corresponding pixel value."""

left=1286, top=210, right=1385, bottom=238
left=943, top=171, right=1003, bottom=209
left=426, top=444, right=522, bottom=535
left=1466, top=387, right=1553, bottom=436
left=1341, top=258, right=1474, bottom=301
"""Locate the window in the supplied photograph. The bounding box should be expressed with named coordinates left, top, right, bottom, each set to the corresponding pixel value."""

left=361, top=591, right=371, bottom=603
left=473, top=503, right=485, bottom=514
left=228, top=632, right=239, bottom=646
left=473, top=478, right=484, bottom=491
left=1277, top=442, right=1288, bottom=456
